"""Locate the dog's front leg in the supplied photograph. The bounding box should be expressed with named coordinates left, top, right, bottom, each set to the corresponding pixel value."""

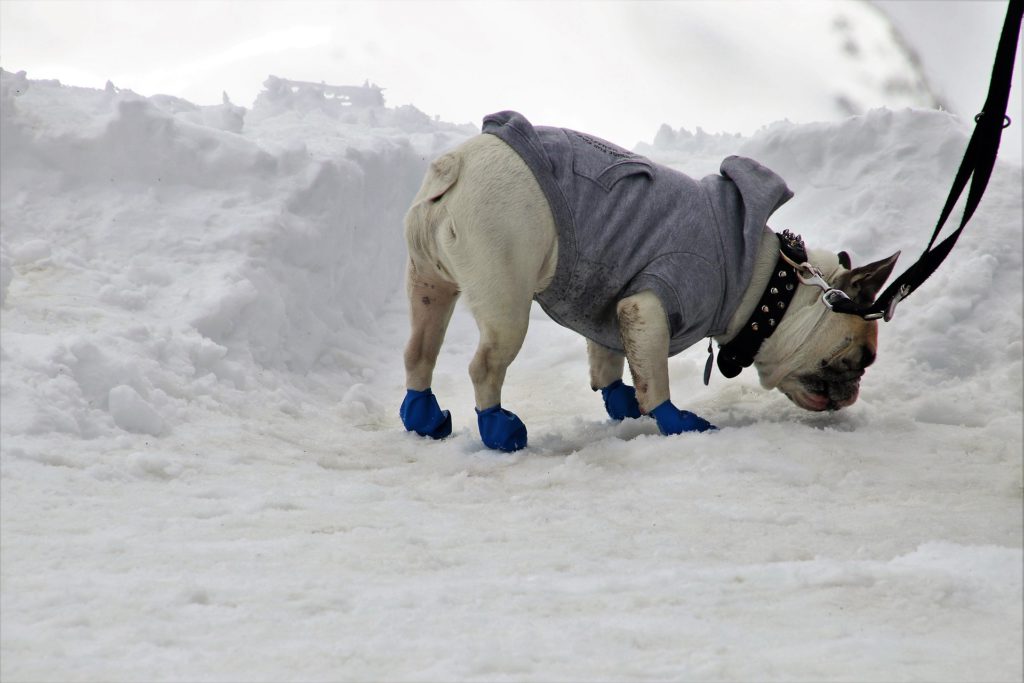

left=587, top=340, right=641, bottom=420
left=616, top=291, right=715, bottom=434
left=615, top=292, right=671, bottom=413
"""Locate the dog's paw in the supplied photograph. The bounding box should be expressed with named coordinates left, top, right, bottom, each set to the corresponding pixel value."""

left=650, top=400, right=716, bottom=435
left=476, top=404, right=528, bottom=452
left=400, top=388, right=452, bottom=439
left=600, top=380, right=642, bottom=420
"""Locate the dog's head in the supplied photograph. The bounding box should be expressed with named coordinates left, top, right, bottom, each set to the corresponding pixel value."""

left=753, top=248, right=900, bottom=411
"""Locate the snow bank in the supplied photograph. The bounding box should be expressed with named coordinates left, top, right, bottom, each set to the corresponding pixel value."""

left=1, top=70, right=474, bottom=439
left=4, top=70, right=1019, bottom=443
left=1, top=71, right=1020, bottom=681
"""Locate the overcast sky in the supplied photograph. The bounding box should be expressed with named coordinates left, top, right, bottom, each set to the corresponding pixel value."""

left=1, top=0, right=1020, bottom=156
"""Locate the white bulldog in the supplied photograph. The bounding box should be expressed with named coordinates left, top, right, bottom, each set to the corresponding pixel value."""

left=400, top=128, right=898, bottom=451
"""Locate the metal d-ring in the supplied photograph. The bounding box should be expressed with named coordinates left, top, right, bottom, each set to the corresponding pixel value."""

left=975, top=111, right=1012, bottom=128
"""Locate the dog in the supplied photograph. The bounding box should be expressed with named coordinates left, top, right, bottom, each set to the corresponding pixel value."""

left=400, top=111, right=899, bottom=451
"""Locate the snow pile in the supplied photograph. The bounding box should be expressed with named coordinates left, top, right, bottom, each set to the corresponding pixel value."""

left=1, top=71, right=1021, bottom=681
left=1, top=69, right=474, bottom=440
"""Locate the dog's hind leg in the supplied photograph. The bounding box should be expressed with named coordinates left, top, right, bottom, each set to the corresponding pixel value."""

left=425, top=134, right=553, bottom=451
left=587, top=340, right=641, bottom=421
left=617, top=291, right=715, bottom=434
left=444, top=218, right=536, bottom=451
left=404, top=260, right=459, bottom=392
left=466, top=298, right=531, bottom=410
left=462, top=288, right=532, bottom=451
left=400, top=259, right=459, bottom=439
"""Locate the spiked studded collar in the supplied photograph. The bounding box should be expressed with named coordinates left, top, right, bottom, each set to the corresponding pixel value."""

left=716, top=230, right=806, bottom=379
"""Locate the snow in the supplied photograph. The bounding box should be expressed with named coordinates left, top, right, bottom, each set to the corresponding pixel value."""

left=1, top=67, right=1021, bottom=681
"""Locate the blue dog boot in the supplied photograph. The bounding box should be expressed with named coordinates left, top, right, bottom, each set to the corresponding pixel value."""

left=600, top=379, right=642, bottom=420
left=400, top=388, right=452, bottom=439
left=650, top=400, right=716, bottom=435
left=476, top=404, right=528, bottom=452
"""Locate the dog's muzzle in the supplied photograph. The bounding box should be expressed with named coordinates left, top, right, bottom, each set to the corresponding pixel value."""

left=788, top=345, right=876, bottom=412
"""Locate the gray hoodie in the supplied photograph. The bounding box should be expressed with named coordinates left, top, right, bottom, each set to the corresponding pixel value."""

left=482, top=111, right=793, bottom=356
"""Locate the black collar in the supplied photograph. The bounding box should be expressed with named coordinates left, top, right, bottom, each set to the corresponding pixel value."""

left=716, top=230, right=805, bottom=379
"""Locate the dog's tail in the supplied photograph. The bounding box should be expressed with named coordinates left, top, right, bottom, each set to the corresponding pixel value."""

left=405, top=152, right=462, bottom=282
left=417, top=152, right=461, bottom=204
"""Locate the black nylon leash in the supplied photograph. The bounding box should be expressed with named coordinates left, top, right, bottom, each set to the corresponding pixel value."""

left=856, top=0, right=1023, bottom=322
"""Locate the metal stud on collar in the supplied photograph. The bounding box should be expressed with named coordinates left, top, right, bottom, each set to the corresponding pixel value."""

left=716, top=236, right=806, bottom=380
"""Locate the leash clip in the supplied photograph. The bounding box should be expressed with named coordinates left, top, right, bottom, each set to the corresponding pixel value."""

left=793, top=262, right=830, bottom=290
left=883, top=284, right=912, bottom=322
left=780, top=250, right=886, bottom=319
left=790, top=258, right=862, bottom=314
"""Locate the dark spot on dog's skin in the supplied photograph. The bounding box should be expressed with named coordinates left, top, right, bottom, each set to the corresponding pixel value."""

left=421, top=296, right=431, bottom=306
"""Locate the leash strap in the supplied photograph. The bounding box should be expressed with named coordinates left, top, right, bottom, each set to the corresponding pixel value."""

left=864, top=0, right=1023, bottom=322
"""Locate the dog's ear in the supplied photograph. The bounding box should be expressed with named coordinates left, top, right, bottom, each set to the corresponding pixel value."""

left=837, top=250, right=851, bottom=269
left=836, top=251, right=900, bottom=304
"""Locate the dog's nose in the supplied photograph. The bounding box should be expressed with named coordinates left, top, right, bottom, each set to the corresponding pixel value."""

left=838, top=345, right=875, bottom=373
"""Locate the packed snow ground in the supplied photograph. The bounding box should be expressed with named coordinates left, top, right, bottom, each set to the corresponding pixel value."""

left=1, top=71, right=1021, bottom=681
